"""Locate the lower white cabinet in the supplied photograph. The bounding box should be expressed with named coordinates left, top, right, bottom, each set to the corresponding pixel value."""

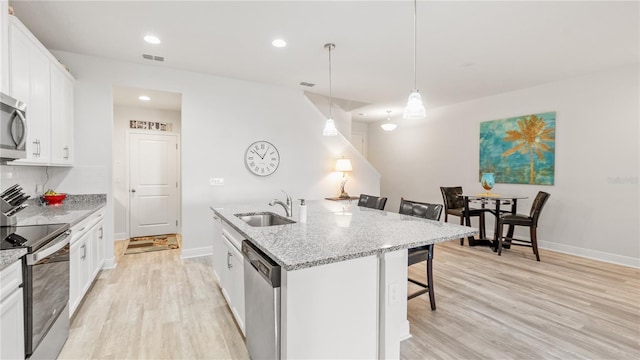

left=212, top=215, right=245, bottom=335
left=69, top=209, right=105, bottom=316
left=0, top=260, right=25, bottom=360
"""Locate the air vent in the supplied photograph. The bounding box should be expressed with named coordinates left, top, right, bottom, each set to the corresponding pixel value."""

left=299, top=82, right=315, bottom=87
left=142, top=54, right=165, bottom=62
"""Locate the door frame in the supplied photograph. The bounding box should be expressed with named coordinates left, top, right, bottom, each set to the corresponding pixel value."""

left=125, top=130, right=181, bottom=239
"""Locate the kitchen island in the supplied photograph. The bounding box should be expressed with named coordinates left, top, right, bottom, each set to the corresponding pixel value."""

left=211, top=200, right=477, bottom=359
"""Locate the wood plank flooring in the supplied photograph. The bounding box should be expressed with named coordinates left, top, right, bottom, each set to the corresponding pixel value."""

left=59, top=239, right=639, bottom=359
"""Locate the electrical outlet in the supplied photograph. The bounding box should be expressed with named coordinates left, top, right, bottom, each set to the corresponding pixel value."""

left=210, top=178, right=224, bottom=186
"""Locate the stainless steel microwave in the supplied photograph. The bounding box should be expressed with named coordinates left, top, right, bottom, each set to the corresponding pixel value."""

left=0, top=92, right=27, bottom=161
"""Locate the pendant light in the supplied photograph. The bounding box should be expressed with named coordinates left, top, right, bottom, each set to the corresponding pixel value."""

left=403, top=0, right=426, bottom=119
left=323, top=43, right=338, bottom=136
left=380, top=110, right=397, bottom=131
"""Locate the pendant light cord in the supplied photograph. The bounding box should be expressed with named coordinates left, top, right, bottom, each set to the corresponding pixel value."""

left=413, top=0, right=418, bottom=90
left=328, top=44, right=333, bottom=119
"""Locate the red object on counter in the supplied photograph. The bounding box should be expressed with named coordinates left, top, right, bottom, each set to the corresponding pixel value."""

left=43, top=194, right=67, bottom=206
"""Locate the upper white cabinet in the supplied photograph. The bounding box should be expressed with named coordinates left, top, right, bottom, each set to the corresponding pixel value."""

left=50, top=65, right=74, bottom=164
left=7, top=15, right=74, bottom=166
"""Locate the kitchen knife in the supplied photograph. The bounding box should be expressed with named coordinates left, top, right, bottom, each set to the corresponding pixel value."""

left=4, top=204, right=28, bottom=217
left=1, top=187, right=23, bottom=202
left=4, top=190, right=25, bottom=204
left=0, top=184, right=20, bottom=198
left=10, top=194, right=30, bottom=207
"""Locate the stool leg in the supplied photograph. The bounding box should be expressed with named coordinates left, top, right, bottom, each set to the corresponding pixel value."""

left=427, top=245, right=436, bottom=310
left=530, top=227, right=540, bottom=261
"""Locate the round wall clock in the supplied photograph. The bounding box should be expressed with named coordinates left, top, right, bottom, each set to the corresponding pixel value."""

left=244, top=140, right=280, bottom=176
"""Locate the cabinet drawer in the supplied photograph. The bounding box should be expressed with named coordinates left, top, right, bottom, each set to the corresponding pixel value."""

left=0, top=260, right=23, bottom=301
left=221, top=221, right=244, bottom=251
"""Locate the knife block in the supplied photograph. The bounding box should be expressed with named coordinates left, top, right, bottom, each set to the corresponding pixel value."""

left=1, top=198, right=17, bottom=226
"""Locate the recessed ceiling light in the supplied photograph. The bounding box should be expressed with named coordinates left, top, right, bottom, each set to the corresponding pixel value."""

left=144, top=35, right=161, bottom=44
left=272, top=39, right=287, bottom=48
left=138, top=95, right=151, bottom=101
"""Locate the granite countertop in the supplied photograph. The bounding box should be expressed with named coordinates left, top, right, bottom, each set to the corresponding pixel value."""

left=211, top=200, right=478, bottom=271
left=0, top=248, right=27, bottom=271
left=15, top=194, right=106, bottom=226
left=1, top=194, right=106, bottom=271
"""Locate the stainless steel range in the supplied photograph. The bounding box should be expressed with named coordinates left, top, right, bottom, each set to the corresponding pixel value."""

left=1, top=223, right=71, bottom=359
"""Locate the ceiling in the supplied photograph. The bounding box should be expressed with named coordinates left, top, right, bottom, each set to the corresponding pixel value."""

left=9, top=0, right=639, bottom=122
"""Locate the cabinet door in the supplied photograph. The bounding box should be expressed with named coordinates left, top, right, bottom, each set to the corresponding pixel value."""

left=69, top=238, right=85, bottom=316
left=229, top=243, right=245, bottom=335
left=9, top=21, right=50, bottom=163
left=95, top=220, right=104, bottom=272
left=0, top=288, right=25, bottom=360
left=50, top=65, right=74, bottom=165
left=212, top=216, right=228, bottom=288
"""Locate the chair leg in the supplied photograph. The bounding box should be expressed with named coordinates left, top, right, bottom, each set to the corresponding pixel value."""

left=459, top=216, right=465, bottom=246
left=497, top=220, right=504, bottom=256
left=479, top=212, right=486, bottom=239
left=530, top=226, right=540, bottom=261
left=426, top=245, right=436, bottom=310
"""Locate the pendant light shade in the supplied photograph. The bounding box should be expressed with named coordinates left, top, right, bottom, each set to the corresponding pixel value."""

left=323, top=43, right=338, bottom=136
left=323, top=118, right=338, bottom=136
left=403, top=90, right=426, bottom=119
left=381, top=110, right=398, bottom=131
left=403, top=0, right=426, bottom=119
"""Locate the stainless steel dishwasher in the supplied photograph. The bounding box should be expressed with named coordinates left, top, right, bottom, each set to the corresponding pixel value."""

left=242, top=240, right=281, bottom=360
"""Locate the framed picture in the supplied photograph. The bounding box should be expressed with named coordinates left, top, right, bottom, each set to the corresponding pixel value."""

left=480, top=112, right=556, bottom=185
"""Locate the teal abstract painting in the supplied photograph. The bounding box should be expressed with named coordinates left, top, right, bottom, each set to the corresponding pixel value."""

left=480, top=112, right=556, bottom=185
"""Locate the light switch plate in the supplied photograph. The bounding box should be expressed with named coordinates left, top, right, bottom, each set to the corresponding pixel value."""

left=210, top=178, right=224, bottom=186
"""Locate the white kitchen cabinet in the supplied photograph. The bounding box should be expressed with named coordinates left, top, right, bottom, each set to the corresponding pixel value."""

left=0, top=259, right=25, bottom=360
left=9, top=16, right=51, bottom=164
left=50, top=65, right=74, bottom=165
left=7, top=15, right=74, bottom=166
left=212, top=215, right=245, bottom=335
left=69, top=209, right=105, bottom=316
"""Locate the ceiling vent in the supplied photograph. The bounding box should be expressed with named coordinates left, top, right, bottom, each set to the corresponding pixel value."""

left=299, top=82, right=315, bottom=87
left=142, top=54, right=165, bottom=62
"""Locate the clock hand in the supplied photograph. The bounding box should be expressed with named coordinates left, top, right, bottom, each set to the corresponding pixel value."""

left=261, top=146, right=271, bottom=160
left=251, top=150, right=265, bottom=160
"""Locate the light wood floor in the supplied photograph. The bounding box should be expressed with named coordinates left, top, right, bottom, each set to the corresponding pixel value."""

left=59, top=240, right=640, bottom=359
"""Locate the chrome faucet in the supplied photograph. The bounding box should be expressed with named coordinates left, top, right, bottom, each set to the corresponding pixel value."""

left=269, top=190, right=292, bottom=217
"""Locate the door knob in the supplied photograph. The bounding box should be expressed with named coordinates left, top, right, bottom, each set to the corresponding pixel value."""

left=131, top=189, right=136, bottom=193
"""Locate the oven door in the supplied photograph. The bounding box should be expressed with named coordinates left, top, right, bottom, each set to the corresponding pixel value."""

left=0, top=92, right=27, bottom=160
left=24, top=230, right=70, bottom=357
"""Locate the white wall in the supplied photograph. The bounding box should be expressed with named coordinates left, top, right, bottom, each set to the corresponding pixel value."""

left=52, top=51, right=380, bottom=263
left=368, top=65, right=639, bottom=267
left=112, top=105, right=181, bottom=240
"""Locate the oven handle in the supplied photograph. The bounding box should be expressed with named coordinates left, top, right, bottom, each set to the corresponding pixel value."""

left=26, top=231, right=71, bottom=265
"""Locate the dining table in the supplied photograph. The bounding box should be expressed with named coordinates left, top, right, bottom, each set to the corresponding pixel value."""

left=460, top=193, right=528, bottom=251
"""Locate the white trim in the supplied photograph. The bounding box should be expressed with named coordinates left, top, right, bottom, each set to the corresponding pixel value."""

left=399, top=321, right=411, bottom=341
left=101, top=257, right=117, bottom=270
left=538, top=240, right=640, bottom=268
left=114, top=232, right=128, bottom=241
left=180, top=246, right=213, bottom=259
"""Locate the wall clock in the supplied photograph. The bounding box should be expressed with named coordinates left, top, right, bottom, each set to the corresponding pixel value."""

left=244, top=140, right=280, bottom=176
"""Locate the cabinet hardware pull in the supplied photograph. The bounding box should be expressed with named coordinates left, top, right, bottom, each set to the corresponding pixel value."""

left=227, top=251, right=233, bottom=269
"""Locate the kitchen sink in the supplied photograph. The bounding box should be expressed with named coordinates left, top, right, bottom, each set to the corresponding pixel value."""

left=235, top=212, right=296, bottom=227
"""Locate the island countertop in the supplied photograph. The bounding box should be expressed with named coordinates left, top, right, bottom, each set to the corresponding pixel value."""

left=210, top=200, right=478, bottom=271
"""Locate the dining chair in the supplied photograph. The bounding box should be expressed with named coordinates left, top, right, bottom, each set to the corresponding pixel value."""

left=496, top=191, right=551, bottom=261
left=399, top=197, right=442, bottom=310
left=440, top=186, right=486, bottom=245
left=357, top=194, right=387, bottom=210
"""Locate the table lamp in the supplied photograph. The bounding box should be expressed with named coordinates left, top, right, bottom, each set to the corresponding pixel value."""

left=335, top=158, right=353, bottom=199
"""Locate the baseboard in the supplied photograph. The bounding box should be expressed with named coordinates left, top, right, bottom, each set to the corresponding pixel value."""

left=181, top=246, right=213, bottom=259
left=538, top=240, right=639, bottom=268
left=399, top=320, right=412, bottom=341
left=101, top=257, right=117, bottom=270
left=114, top=232, right=128, bottom=241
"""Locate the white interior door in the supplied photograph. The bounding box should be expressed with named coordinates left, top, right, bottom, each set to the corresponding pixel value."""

left=129, top=133, right=178, bottom=237
left=351, top=132, right=367, bottom=158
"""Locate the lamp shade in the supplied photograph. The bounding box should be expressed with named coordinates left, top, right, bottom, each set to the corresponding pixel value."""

left=323, top=118, right=338, bottom=136
left=403, top=90, right=426, bottom=119
left=380, top=123, right=398, bottom=131
left=335, top=158, right=353, bottom=172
